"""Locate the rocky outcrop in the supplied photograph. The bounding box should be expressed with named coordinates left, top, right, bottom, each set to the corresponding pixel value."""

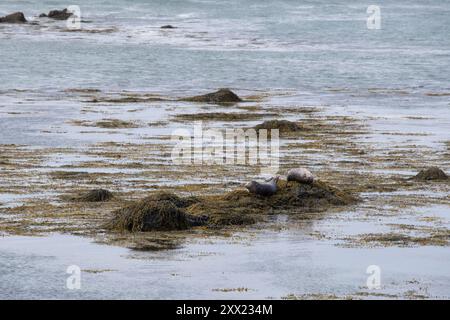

left=182, top=89, right=242, bottom=104
left=40, top=8, right=73, bottom=20
left=77, top=189, right=114, bottom=202
left=254, top=120, right=302, bottom=133
left=413, top=167, right=448, bottom=181
left=106, top=178, right=357, bottom=231
left=161, top=25, right=176, bottom=29
left=188, top=179, right=358, bottom=226
left=0, top=12, right=27, bottom=24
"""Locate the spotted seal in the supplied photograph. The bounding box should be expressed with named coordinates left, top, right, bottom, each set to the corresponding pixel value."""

left=245, top=176, right=279, bottom=197
left=287, top=168, right=314, bottom=184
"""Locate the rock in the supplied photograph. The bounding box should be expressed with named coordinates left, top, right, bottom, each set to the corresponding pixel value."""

left=40, top=8, right=73, bottom=20
left=182, top=88, right=242, bottom=104
left=187, top=179, right=358, bottom=226
left=0, top=12, right=27, bottom=24
left=78, top=189, right=114, bottom=202
left=254, top=120, right=302, bottom=133
left=106, top=179, right=357, bottom=231
left=413, top=167, right=448, bottom=181
left=161, top=25, right=176, bottom=29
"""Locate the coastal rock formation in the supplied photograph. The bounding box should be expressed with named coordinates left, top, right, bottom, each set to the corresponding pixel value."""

left=254, top=120, right=302, bottom=133
left=413, top=167, right=448, bottom=181
left=61, top=188, right=115, bottom=202
left=187, top=179, right=358, bottom=226
left=106, top=179, right=357, bottom=231
left=40, top=8, right=73, bottom=20
left=0, top=12, right=27, bottom=24
left=78, top=189, right=114, bottom=202
left=182, top=88, right=242, bottom=104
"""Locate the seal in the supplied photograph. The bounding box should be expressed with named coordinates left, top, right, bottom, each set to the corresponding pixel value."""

left=245, top=176, right=279, bottom=197
left=287, top=168, right=314, bottom=184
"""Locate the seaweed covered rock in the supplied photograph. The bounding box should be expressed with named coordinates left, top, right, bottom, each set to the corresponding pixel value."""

left=61, top=189, right=114, bottom=202
left=254, top=120, right=302, bottom=133
left=142, top=191, right=199, bottom=208
left=187, top=179, right=357, bottom=226
left=182, top=89, right=242, bottom=104
left=106, top=181, right=357, bottom=231
left=106, top=192, right=207, bottom=232
left=0, top=12, right=27, bottom=24
left=78, top=189, right=114, bottom=202
left=413, top=167, right=448, bottom=181
left=40, top=8, right=73, bottom=20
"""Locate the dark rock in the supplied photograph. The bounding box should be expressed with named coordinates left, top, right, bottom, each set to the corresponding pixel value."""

left=78, top=189, right=114, bottom=202
left=40, top=8, right=73, bottom=20
left=254, top=120, right=302, bottom=133
left=161, top=25, right=176, bottom=29
left=182, top=88, right=242, bottom=104
left=0, top=12, right=27, bottom=24
left=413, top=167, right=448, bottom=181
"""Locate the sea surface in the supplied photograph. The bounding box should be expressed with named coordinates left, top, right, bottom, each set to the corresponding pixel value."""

left=1, top=0, right=449, bottom=95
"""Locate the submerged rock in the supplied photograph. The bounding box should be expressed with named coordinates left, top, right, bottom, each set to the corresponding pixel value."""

left=40, top=8, right=73, bottom=20
left=182, top=89, right=242, bottom=104
left=413, top=167, right=448, bottom=181
left=254, top=120, right=302, bottom=133
left=106, top=192, right=207, bottom=232
left=0, top=12, right=27, bottom=24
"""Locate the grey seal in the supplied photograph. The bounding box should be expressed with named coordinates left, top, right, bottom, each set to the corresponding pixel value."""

left=287, top=168, right=314, bottom=184
left=245, top=176, right=279, bottom=197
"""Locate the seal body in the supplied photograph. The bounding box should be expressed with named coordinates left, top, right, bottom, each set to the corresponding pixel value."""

left=245, top=177, right=279, bottom=197
left=287, top=168, right=314, bottom=184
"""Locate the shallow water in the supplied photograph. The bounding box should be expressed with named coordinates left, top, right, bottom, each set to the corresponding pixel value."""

left=1, top=228, right=449, bottom=300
